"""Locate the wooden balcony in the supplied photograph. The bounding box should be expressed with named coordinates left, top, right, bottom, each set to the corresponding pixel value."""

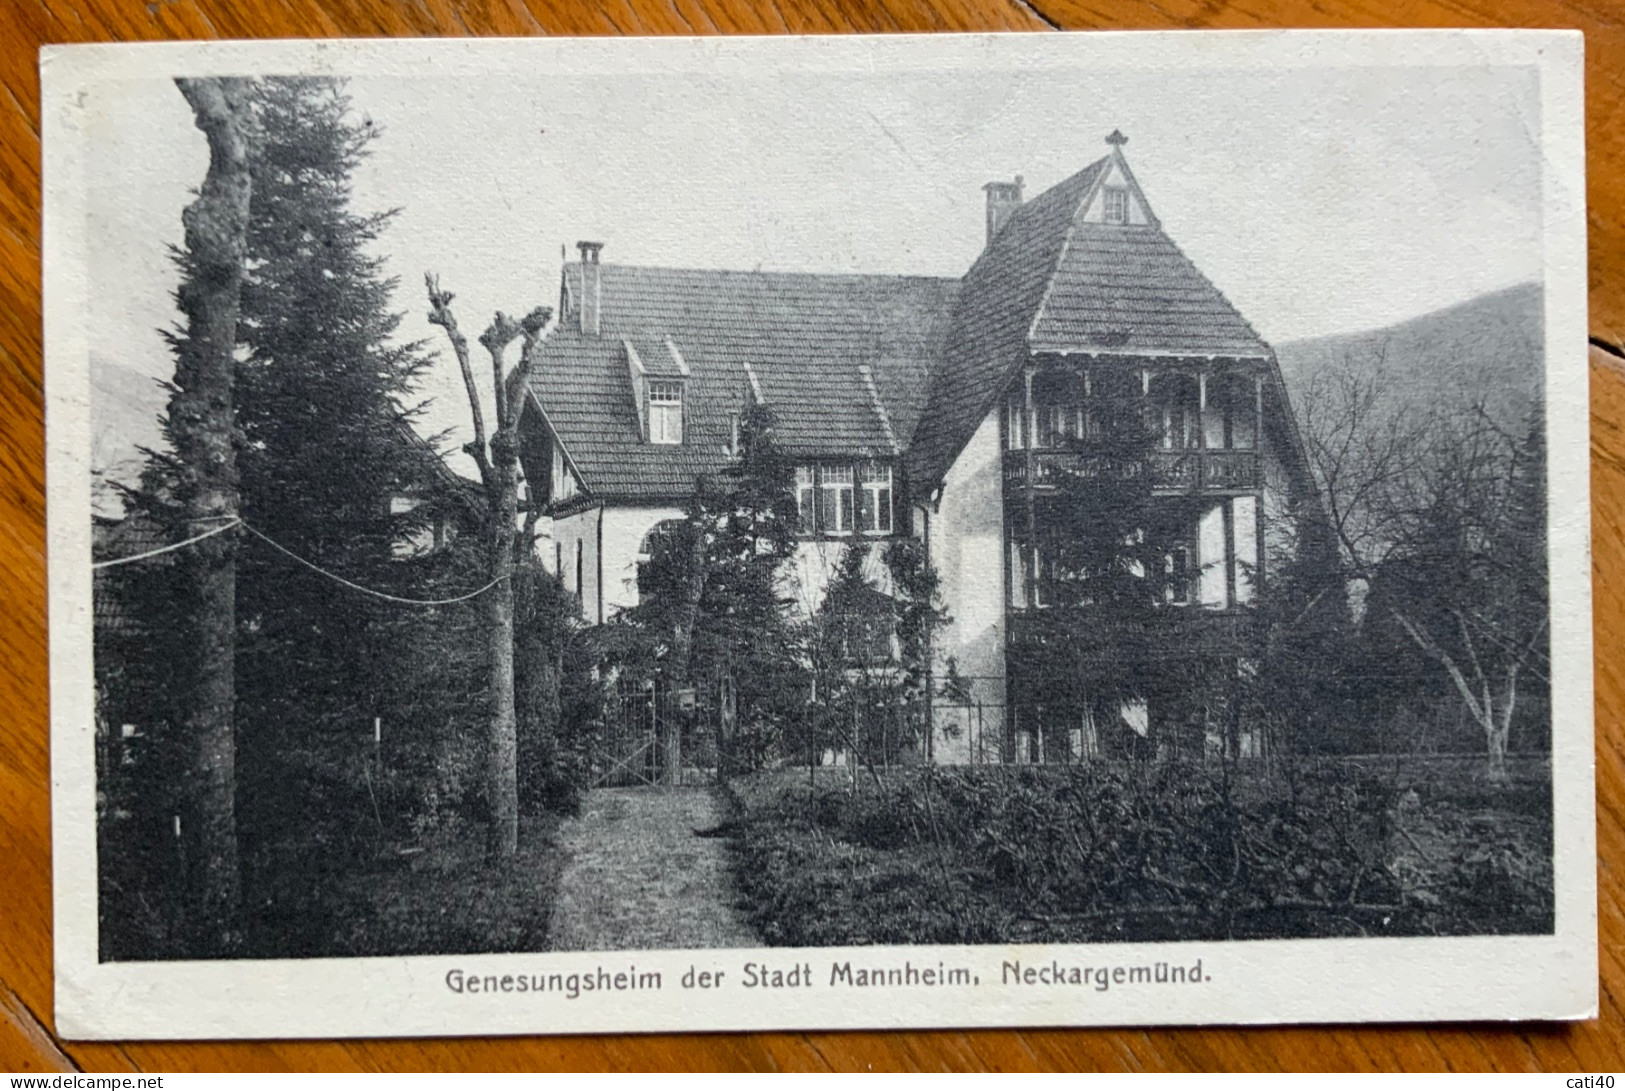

left=1003, top=448, right=1261, bottom=495
left=1007, top=606, right=1257, bottom=664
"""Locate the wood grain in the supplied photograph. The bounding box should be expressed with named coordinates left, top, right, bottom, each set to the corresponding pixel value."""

left=1, top=0, right=1620, bottom=1072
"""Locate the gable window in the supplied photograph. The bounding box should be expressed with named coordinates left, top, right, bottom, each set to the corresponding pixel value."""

left=859, top=463, right=893, bottom=534
left=647, top=380, right=683, bottom=444
left=820, top=465, right=855, bottom=536
left=1103, top=186, right=1130, bottom=225
left=796, top=466, right=818, bottom=534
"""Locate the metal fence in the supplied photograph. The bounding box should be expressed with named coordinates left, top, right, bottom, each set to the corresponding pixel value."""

left=591, top=668, right=1550, bottom=781
left=594, top=676, right=724, bottom=788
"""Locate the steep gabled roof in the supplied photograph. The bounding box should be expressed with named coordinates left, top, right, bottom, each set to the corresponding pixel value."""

left=530, top=144, right=1277, bottom=503
left=904, top=158, right=1110, bottom=490
left=529, top=264, right=958, bottom=503
left=907, top=152, right=1273, bottom=490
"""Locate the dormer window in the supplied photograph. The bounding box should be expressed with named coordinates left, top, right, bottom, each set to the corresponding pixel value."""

left=1103, top=186, right=1130, bottom=225
left=647, top=380, right=683, bottom=444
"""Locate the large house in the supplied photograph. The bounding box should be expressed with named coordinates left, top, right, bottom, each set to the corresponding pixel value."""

left=519, top=132, right=1325, bottom=763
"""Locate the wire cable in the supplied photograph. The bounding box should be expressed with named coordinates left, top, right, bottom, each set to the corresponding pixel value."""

left=238, top=521, right=507, bottom=606
left=92, top=515, right=508, bottom=607
left=90, top=517, right=243, bottom=570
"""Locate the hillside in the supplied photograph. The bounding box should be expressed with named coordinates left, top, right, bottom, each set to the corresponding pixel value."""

left=1273, top=282, right=1544, bottom=431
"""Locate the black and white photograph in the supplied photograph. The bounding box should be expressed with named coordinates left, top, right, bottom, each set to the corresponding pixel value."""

left=45, top=32, right=1593, bottom=1038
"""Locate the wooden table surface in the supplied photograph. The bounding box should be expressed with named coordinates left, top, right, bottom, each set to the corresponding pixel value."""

left=1, top=0, right=1621, bottom=1073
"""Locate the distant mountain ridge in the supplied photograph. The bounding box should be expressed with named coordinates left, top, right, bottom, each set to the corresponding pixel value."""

left=1273, top=282, right=1544, bottom=430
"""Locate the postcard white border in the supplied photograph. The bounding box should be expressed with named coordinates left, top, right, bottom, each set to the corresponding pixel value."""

left=44, top=29, right=1594, bottom=1040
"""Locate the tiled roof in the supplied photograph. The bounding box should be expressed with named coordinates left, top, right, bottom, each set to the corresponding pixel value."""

left=529, top=264, right=959, bottom=502
left=1030, top=226, right=1270, bottom=357
left=93, top=513, right=170, bottom=637
left=908, top=155, right=1272, bottom=489
left=904, top=158, right=1109, bottom=491
left=531, top=148, right=1273, bottom=501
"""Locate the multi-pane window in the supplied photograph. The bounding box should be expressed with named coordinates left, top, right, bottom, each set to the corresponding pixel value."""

left=647, top=380, right=683, bottom=444
left=859, top=463, right=893, bottom=534
left=819, top=465, right=855, bottom=535
left=1103, top=186, right=1130, bottom=225
left=795, top=462, right=896, bottom=537
left=795, top=466, right=818, bottom=535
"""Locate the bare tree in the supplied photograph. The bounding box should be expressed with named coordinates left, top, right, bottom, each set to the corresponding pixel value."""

left=1299, top=345, right=1549, bottom=780
left=424, top=277, right=551, bottom=862
left=169, top=76, right=254, bottom=952
left=1296, top=342, right=1422, bottom=596
left=1379, top=410, right=1549, bottom=781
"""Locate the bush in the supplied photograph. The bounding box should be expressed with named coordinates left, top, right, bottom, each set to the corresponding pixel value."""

left=726, top=761, right=1553, bottom=946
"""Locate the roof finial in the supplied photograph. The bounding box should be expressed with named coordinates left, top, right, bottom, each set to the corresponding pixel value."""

left=1105, top=129, right=1128, bottom=147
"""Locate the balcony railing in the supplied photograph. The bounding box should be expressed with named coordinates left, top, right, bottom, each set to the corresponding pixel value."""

left=1003, top=448, right=1261, bottom=494
left=1007, top=606, right=1257, bottom=663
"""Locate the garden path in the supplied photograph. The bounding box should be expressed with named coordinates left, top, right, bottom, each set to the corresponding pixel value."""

left=545, top=787, right=759, bottom=951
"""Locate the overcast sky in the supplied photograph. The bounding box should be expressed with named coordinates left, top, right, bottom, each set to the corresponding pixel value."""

left=85, top=61, right=1542, bottom=467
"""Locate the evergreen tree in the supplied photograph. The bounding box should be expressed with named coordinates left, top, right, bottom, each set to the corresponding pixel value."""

left=696, top=403, right=802, bottom=769
left=225, top=78, right=464, bottom=890
left=620, top=403, right=803, bottom=773
left=1009, top=370, right=1192, bottom=760
left=884, top=535, right=950, bottom=757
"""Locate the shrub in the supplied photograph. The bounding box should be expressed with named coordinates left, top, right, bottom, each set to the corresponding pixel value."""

left=727, top=761, right=1552, bottom=946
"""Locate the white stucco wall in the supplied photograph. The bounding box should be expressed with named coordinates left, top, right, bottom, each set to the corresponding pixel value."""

left=927, top=409, right=1007, bottom=764
left=782, top=537, right=895, bottom=622
left=1232, top=495, right=1259, bottom=604
left=602, top=505, right=686, bottom=619
left=1259, top=418, right=1297, bottom=578
left=548, top=508, right=598, bottom=622
left=548, top=504, right=687, bottom=623
left=1197, top=502, right=1228, bottom=609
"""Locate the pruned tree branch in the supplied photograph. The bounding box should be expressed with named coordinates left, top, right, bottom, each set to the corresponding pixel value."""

left=504, top=306, right=553, bottom=432
left=425, top=273, right=492, bottom=488
left=480, top=311, right=525, bottom=425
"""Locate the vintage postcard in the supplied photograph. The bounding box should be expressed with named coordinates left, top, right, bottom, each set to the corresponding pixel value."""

left=43, top=31, right=1593, bottom=1039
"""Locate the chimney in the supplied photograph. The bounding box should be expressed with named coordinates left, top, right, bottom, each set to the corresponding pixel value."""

left=577, top=240, right=603, bottom=335
left=982, top=176, right=1023, bottom=248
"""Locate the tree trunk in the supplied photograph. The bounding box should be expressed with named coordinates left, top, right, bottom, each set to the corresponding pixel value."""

left=1487, top=665, right=1519, bottom=785
left=170, top=77, right=253, bottom=956
left=485, top=429, right=522, bottom=861
left=514, top=566, right=563, bottom=810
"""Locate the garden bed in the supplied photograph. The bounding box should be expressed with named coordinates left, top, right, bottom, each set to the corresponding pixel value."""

left=724, top=759, right=1553, bottom=947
